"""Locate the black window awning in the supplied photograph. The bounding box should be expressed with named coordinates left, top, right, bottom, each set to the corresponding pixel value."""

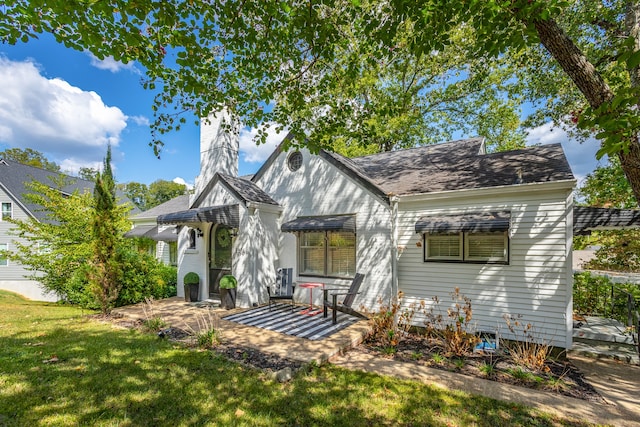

left=124, top=224, right=156, bottom=238
left=573, top=206, right=640, bottom=235
left=281, top=215, right=356, bottom=233
left=157, top=204, right=239, bottom=227
left=415, top=211, right=511, bottom=234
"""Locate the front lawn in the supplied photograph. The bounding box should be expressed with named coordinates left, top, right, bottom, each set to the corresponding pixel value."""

left=0, top=291, right=598, bottom=426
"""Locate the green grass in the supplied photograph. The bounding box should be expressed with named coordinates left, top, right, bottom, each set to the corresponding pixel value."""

left=0, top=291, right=599, bottom=426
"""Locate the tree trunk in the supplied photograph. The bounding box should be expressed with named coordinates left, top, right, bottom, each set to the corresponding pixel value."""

left=531, top=16, right=640, bottom=205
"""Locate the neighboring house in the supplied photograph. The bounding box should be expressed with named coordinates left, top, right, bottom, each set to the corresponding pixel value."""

left=0, top=159, right=94, bottom=301
left=0, top=158, right=137, bottom=301
left=159, top=113, right=578, bottom=349
left=125, top=195, right=189, bottom=266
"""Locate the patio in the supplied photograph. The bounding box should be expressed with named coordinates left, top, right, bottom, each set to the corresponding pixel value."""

left=112, top=297, right=370, bottom=364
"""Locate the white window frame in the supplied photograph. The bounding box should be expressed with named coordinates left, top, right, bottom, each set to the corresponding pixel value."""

left=464, top=232, right=508, bottom=263
left=298, top=231, right=356, bottom=279
left=424, top=231, right=509, bottom=264
left=424, top=233, right=463, bottom=261
left=0, top=243, right=8, bottom=266
left=1, top=202, right=12, bottom=221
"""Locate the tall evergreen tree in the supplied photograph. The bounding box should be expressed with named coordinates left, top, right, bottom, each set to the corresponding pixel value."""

left=90, top=145, right=121, bottom=313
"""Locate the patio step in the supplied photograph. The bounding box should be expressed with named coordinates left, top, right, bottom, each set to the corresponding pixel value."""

left=572, top=316, right=635, bottom=345
left=569, top=339, right=639, bottom=365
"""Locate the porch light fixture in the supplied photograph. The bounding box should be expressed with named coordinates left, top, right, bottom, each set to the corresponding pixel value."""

left=229, top=228, right=239, bottom=238
left=196, top=228, right=204, bottom=238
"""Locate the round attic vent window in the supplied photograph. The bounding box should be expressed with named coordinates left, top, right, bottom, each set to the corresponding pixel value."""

left=287, top=151, right=303, bottom=172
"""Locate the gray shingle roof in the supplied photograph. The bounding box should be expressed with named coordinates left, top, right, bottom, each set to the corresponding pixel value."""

left=348, top=139, right=574, bottom=196
left=0, top=159, right=94, bottom=221
left=131, top=194, right=190, bottom=220
left=218, top=174, right=279, bottom=206
left=573, top=206, right=640, bottom=235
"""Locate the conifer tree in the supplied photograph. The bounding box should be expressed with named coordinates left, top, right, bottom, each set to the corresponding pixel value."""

left=90, top=145, right=121, bottom=313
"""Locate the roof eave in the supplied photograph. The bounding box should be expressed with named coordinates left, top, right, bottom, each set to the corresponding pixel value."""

left=396, top=179, right=577, bottom=203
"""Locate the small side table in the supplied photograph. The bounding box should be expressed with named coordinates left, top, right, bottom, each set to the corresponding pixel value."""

left=298, top=282, right=324, bottom=316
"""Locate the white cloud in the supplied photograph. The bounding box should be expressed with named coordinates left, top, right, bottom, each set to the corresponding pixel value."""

left=86, top=52, right=139, bottom=74
left=525, top=122, right=606, bottom=184
left=60, top=158, right=103, bottom=176
left=239, top=123, right=287, bottom=163
left=129, top=115, right=150, bottom=126
left=172, top=176, right=194, bottom=190
left=0, top=57, right=128, bottom=170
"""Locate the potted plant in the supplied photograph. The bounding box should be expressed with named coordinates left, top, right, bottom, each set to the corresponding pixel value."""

left=219, top=274, right=237, bottom=309
left=183, top=272, right=200, bottom=302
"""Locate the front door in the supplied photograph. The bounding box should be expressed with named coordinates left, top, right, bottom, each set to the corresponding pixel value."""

left=209, top=224, right=232, bottom=298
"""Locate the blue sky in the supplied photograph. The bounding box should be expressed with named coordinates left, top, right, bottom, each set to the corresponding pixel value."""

left=0, top=34, right=605, bottom=187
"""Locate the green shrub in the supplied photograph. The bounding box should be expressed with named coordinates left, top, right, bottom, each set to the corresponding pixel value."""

left=115, top=247, right=177, bottom=307
left=184, top=272, right=200, bottom=285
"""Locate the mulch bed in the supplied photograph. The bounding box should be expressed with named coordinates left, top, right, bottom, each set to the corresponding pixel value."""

left=104, top=314, right=604, bottom=403
left=358, top=334, right=605, bottom=404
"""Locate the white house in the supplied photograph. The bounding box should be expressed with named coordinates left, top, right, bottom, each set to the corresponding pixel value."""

left=125, top=195, right=189, bottom=266
left=0, top=159, right=95, bottom=301
left=160, top=113, right=577, bottom=348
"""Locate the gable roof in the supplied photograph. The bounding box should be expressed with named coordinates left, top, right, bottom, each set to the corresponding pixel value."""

left=251, top=135, right=574, bottom=203
left=218, top=174, right=279, bottom=206
left=191, top=172, right=280, bottom=209
left=0, top=159, right=95, bottom=221
left=350, top=139, right=574, bottom=196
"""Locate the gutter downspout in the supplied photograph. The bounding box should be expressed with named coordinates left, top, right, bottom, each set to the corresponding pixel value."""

left=390, top=196, right=399, bottom=305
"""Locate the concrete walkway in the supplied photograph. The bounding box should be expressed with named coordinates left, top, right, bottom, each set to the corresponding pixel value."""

left=113, top=297, right=640, bottom=427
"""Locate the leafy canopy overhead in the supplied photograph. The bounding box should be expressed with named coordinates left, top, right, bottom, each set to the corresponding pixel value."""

left=0, top=0, right=548, bottom=153
left=3, top=1, right=640, bottom=201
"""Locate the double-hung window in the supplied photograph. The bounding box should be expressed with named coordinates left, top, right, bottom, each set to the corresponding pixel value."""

left=1, top=202, right=11, bottom=221
left=418, top=211, right=510, bottom=264
left=282, top=214, right=357, bottom=279
left=424, top=231, right=508, bottom=263
left=299, top=231, right=356, bottom=278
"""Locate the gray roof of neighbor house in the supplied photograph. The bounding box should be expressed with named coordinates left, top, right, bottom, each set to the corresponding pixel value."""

left=573, top=206, right=640, bottom=235
left=324, top=138, right=575, bottom=197
left=0, top=159, right=95, bottom=221
left=131, top=194, right=190, bottom=220
left=0, top=159, right=139, bottom=221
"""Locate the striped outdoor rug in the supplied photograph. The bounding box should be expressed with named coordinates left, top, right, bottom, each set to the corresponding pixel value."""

left=222, top=303, right=360, bottom=340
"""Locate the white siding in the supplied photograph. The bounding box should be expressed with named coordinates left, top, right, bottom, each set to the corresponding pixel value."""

left=0, top=187, right=58, bottom=301
left=397, top=187, right=573, bottom=348
left=256, top=149, right=394, bottom=310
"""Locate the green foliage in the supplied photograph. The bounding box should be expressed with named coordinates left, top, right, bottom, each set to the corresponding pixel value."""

left=119, top=181, right=150, bottom=211
left=147, top=180, right=187, bottom=209
left=575, top=157, right=640, bottom=270
left=218, top=275, right=237, bottom=289
left=578, top=158, right=637, bottom=209
left=89, top=145, right=122, bottom=313
left=573, top=272, right=640, bottom=323
left=0, top=147, right=60, bottom=172
left=184, top=272, right=200, bottom=285
left=118, top=180, right=186, bottom=211
left=3, top=148, right=175, bottom=311
left=6, top=1, right=640, bottom=198
left=116, top=248, right=178, bottom=306
left=3, top=176, right=94, bottom=301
